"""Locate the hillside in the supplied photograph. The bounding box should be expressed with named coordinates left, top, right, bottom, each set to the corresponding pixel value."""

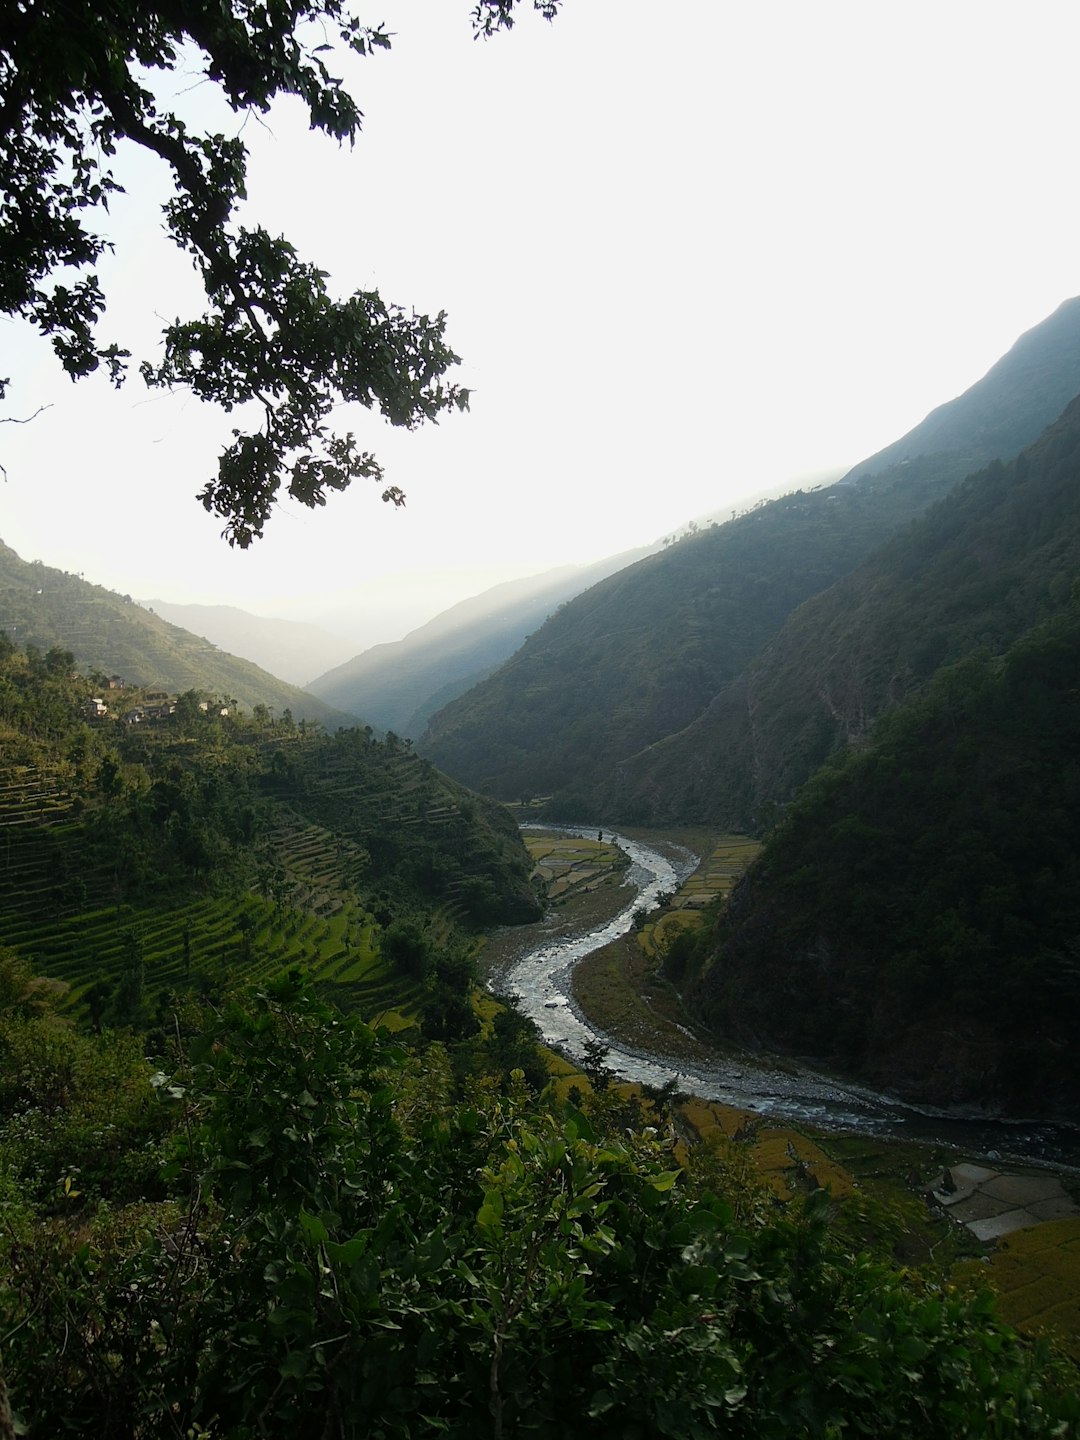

left=848, top=295, right=1080, bottom=485
left=307, top=545, right=655, bottom=738
left=691, top=602, right=1080, bottom=1120
left=421, top=477, right=963, bottom=805
left=0, top=542, right=358, bottom=728
left=143, top=600, right=355, bottom=687
left=420, top=297, right=1080, bottom=814
left=611, top=393, right=1080, bottom=828
left=0, top=635, right=539, bottom=1024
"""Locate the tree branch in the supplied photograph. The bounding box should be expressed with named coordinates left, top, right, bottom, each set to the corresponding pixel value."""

left=0, top=403, right=52, bottom=425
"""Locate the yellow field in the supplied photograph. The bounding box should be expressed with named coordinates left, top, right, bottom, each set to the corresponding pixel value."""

left=971, top=1216, right=1080, bottom=1359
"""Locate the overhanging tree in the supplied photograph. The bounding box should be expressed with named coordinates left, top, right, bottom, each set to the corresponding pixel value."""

left=0, top=0, right=560, bottom=547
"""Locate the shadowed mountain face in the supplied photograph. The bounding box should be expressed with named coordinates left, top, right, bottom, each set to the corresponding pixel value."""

left=420, top=297, right=1080, bottom=815
left=846, top=295, right=1080, bottom=485
left=0, top=543, right=359, bottom=728
left=609, top=393, right=1080, bottom=828
left=420, top=476, right=953, bottom=804
left=688, top=431, right=1080, bottom=1117
left=306, top=547, right=655, bottom=740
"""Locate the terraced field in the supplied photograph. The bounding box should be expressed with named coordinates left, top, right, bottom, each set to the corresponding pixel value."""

left=975, top=1216, right=1080, bottom=1360
left=0, top=761, right=420, bottom=1024
left=523, top=833, right=628, bottom=903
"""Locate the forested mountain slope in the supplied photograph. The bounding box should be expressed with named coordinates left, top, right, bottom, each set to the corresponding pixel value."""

left=420, top=475, right=949, bottom=804
left=0, top=541, right=356, bottom=727
left=611, top=393, right=1080, bottom=828
left=307, top=546, right=654, bottom=738
left=421, top=298, right=1080, bottom=812
left=691, top=602, right=1080, bottom=1120
left=0, top=636, right=538, bottom=1025
left=848, top=295, right=1080, bottom=485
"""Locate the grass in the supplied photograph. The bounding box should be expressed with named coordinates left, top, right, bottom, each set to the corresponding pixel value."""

left=0, top=775, right=412, bottom=1023
left=964, top=1217, right=1080, bottom=1359
left=679, top=1096, right=856, bottom=1201
left=522, top=833, right=628, bottom=905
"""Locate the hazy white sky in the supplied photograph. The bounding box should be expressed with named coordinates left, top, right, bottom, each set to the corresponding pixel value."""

left=3, top=0, right=1080, bottom=648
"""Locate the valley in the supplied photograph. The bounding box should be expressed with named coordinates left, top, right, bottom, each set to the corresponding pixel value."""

left=5, top=295, right=1080, bottom=1432
left=7, top=5, right=1080, bottom=1431
left=497, top=826, right=1080, bottom=1168
left=504, top=825, right=1080, bottom=1359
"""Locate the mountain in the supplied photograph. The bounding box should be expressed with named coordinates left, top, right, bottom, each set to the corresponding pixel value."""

left=848, top=295, right=1080, bottom=485
left=693, top=591, right=1080, bottom=1120
left=610, top=389, right=1080, bottom=830
left=307, top=546, right=655, bottom=739
left=630, top=378, right=1080, bottom=1116
left=420, top=296, right=1080, bottom=816
left=419, top=478, right=951, bottom=804
left=143, top=601, right=356, bottom=687
left=0, top=541, right=358, bottom=728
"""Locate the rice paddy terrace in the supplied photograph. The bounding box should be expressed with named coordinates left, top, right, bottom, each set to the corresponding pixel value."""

left=0, top=720, right=537, bottom=1024
left=0, top=761, right=414, bottom=1021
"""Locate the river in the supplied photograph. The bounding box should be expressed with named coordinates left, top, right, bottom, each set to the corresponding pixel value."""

left=487, top=826, right=1080, bottom=1170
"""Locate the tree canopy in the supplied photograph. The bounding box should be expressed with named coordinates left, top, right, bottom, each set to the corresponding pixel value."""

left=0, top=0, right=559, bottom=546
left=4, top=973, right=1078, bottom=1437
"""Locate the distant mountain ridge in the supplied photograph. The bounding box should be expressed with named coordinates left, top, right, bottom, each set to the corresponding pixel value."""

left=419, top=295, right=1080, bottom=817
left=144, top=601, right=356, bottom=688
left=0, top=541, right=359, bottom=728
left=419, top=477, right=951, bottom=801
left=306, top=546, right=656, bottom=738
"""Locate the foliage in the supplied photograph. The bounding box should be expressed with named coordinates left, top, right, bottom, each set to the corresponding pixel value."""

left=697, top=600, right=1080, bottom=1117
left=0, top=961, right=169, bottom=1209
left=0, top=634, right=539, bottom=1031
left=422, top=469, right=956, bottom=809
left=0, top=1, right=478, bottom=542
left=2, top=976, right=1078, bottom=1437
left=0, top=540, right=356, bottom=724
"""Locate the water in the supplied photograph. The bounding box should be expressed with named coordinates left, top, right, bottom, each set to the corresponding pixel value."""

left=490, top=826, right=1080, bottom=1170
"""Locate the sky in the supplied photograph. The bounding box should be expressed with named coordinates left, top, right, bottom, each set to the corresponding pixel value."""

left=4, top=0, right=1080, bottom=650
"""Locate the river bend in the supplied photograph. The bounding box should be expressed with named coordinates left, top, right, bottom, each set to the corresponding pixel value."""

left=488, top=827, right=1080, bottom=1169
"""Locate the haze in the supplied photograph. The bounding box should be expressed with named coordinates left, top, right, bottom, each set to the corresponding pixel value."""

left=2, top=0, right=1080, bottom=650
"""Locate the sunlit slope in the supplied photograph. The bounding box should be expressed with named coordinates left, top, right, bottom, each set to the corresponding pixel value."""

left=0, top=653, right=540, bottom=1017
left=0, top=541, right=358, bottom=727
left=307, top=546, right=655, bottom=739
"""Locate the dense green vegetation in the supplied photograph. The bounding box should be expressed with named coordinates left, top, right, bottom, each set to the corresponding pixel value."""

left=421, top=471, right=948, bottom=808
left=2, top=560, right=1080, bottom=1436
left=687, top=603, right=1080, bottom=1119
left=420, top=297, right=1080, bottom=820
left=3, top=968, right=1078, bottom=1438
left=612, top=391, right=1080, bottom=830
left=0, top=633, right=539, bottom=1031
left=0, top=540, right=357, bottom=727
